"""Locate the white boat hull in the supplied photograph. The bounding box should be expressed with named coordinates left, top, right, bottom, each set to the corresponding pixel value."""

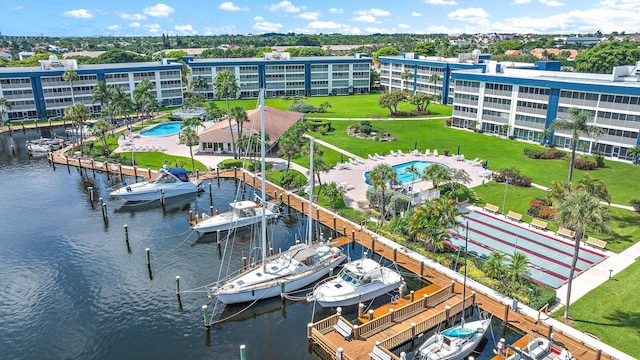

left=193, top=207, right=278, bottom=234
left=110, top=183, right=199, bottom=201
left=316, top=280, right=405, bottom=307
left=417, top=318, right=491, bottom=360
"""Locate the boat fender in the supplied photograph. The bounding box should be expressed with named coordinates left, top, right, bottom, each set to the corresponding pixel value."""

left=126, top=186, right=132, bottom=192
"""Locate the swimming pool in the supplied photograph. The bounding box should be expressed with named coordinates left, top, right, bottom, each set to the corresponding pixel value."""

left=139, top=122, right=183, bottom=137
left=363, top=160, right=445, bottom=185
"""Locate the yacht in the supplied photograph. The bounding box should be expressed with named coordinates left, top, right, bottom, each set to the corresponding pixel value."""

left=109, top=166, right=202, bottom=201
left=307, top=258, right=405, bottom=307
left=415, top=316, right=491, bottom=360
left=192, top=199, right=280, bottom=235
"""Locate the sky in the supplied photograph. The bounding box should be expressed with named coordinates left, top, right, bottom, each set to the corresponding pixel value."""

left=2, top=0, right=640, bottom=37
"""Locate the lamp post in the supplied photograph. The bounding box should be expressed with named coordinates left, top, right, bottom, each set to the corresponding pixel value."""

left=502, top=176, right=510, bottom=215
left=609, top=269, right=613, bottom=280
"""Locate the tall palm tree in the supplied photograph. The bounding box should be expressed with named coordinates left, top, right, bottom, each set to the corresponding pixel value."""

left=575, top=173, right=611, bottom=204
left=110, top=87, right=129, bottom=123
left=214, top=71, right=240, bottom=159
left=204, top=101, right=225, bottom=121
left=550, top=108, right=603, bottom=182
left=401, top=69, right=413, bottom=93
left=404, top=163, right=420, bottom=195
left=63, top=69, right=79, bottom=104
left=0, top=97, right=12, bottom=128
left=555, top=191, right=611, bottom=319
left=91, top=119, right=113, bottom=157
left=278, top=133, right=300, bottom=173
left=429, top=73, right=441, bottom=100
left=182, top=117, right=205, bottom=134
left=323, top=182, right=346, bottom=210
left=179, top=126, right=200, bottom=173
left=192, top=75, right=208, bottom=95
left=64, top=103, right=90, bottom=156
left=628, top=145, right=640, bottom=165
left=506, top=251, right=529, bottom=294
left=421, top=164, right=451, bottom=189
left=91, top=81, right=113, bottom=122
left=448, top=168, right=471, bottom=191
left=483, top=251, right=506, bottom=279
left=407, top=196, right=459, bottom=252
left=369, top=163, right=396, bottom=221
left=133, top=79, right=154, bottom=124
left=230, top=105, right=248, bottom=139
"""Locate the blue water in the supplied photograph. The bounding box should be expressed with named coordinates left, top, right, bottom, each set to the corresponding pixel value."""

left=364, top=160, right=444, bottom=185
left=140, top=122, right=182, bottom=137
left=0, top=129, right=518, bottom=360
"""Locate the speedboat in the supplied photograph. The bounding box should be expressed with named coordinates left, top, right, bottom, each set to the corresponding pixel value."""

left=415, top=316, right=491, bottom=360
left=110, top=166, right=202, bottom=201
left=497, top=335, right=575, bottom=360
left=192, top=199, right=279, bottom=235
left=26, top=137, right=65, bottom=151
left=209, top=242, right=346, bottom=305
left=307, top=258, right=405, bottom=307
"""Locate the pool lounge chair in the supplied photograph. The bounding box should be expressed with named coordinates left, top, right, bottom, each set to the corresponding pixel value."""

left=390, top=150, right=398, bottom=156
left=368, top=154, right=378, bottom=161
left=398, top=149, right=405, bottom=156
left=470, top=158, right=483, bottom=166
left=374, top=153, right=384, bottom=159
left=355, top=157, right=366, bottom=164
left=433, top=149, right=439, bottom=156
left=424, top=149, right=431, bottom=156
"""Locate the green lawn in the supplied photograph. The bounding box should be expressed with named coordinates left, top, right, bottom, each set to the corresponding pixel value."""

left=552, top=260, right=640, bottom=358
left=290, top=143, right=343, bottom=169
left=206, top=94, right=453, bottom=119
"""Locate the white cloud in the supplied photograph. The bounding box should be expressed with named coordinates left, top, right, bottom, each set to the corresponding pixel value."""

left=120, top=13, right=146, bottom=20
left=307, top=21, right=345, bottom=29
left=175, top=24, right=197, bottom=34
left=298, top=11, right=320, bottom=20
left=269, top=1, right=304, bottom=13
left=365, top=27, right=391, bottom=33
left=129, top=22, right=141, bottom=28
left=254, top=16, right=264, bottom=21
left=539, top=0, right=564, bottom=6
left=599, top=0, right=640, bottom=9
left=144, top=24, right=162, bottom=33
left=203, top=25, right=237, bottom=35
left=143, top=3, right=175, bottom=17
left=354, top=8, right=390, bottom=16
left=447, top=7, right=489, bottom=21
left=219, top=2, right=249, bottom=11
left=108, top=25, right=121, bottom=31
left=352, top=15, right=376, bottom=23
left=424, top=0, right=458, bottom=5
left=62, top=9, right=92, bottom=18
left=329, top=8, right=343, bottom=14
left=513, top=0, right=532, bottom=3
left=253, top=21, right=283, bottom=32
left=13, top=6, right=24, bottom=10
left=398, top=23, right=410, bottom=29
left=412, top=12, right=422, bottom=16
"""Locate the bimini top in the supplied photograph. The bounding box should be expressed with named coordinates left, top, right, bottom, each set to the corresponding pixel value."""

left=442, top=327, right=479, bottom=338
left=165, top=168, right=189, bottom=182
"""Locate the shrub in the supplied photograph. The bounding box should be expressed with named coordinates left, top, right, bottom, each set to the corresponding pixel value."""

left=528, top=286, right=557, bottom=311
left=540, top=148, right=563, bottom=159
left=366, top=187, right=392, bottom=209
left=307, top=119, right=331, bottom=131
left=630, top=199, right=640, bottom=213
left=574, top=159, right=597, bottom=170
left=388, top=194, right=410, bottom=215
left=494, top=167, right=531, bottom=187
left=288, top=101, right=319, bottom=113
left=360, top=120, right=371, bottom=126
left=318, top=125, right=330, bottom=135
left=524, top=148, right=543, bottom=159
left=338, top=208, right=370, bottom=224
left=445, top=118, right=452, bottom=127
left=351, top=123, right=361, bottom=132
left=360, top=124, right=373, bottom=135
left=593, top=151, right=605, bottom=168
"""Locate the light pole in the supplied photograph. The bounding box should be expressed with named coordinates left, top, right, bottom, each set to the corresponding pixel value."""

left=502, top=176, right=510, bottom=215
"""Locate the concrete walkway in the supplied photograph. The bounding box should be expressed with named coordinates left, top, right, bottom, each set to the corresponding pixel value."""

left=305, top=134, right=359, bottom=159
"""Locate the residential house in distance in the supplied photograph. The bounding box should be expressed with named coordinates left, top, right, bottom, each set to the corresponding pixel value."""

left=0, top=51, right=12, bottom=61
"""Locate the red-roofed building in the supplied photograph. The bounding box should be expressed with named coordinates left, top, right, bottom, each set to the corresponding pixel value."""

left=197, top=106, right=304, bottom=154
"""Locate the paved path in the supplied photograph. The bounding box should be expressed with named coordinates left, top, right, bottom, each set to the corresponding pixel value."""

left=304, top=134, right=359, bottom=159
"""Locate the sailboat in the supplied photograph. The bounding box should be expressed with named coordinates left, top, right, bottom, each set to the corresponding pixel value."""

left=414, top=222, right=491, bottom=360
left=206, top=90, right=347, bottom=305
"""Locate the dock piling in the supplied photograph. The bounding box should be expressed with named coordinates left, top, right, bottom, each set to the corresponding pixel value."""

left=280, top=282, right=285, bottom=302
left=202, top=305, right=210, bottom=329
left=239, top=345, right=246, bottom=360
left=208, top=182, right=213, bottom=207
left=146, top=248, right=152, bottom=279
left=88, top=186, right=94, bottom=203
left=209, top=206, right=214, bottom=217
left=124, top=225, right=131, bottom=252
left=160, top=189, right=165, bottom=207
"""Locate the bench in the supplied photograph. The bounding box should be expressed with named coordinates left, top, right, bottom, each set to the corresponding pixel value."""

left=530, top=218, right=548, bottom=231
left=369, top=345, right=392, bottom=360
left=506, top=211, right=523, bottom=222
left=333, top=319, right=353, bottom=341
left=586, top=236, right=608, bottom=251
left=556, top=227, right=576, bottom=239
left=484, top=203, right=499, bottom=214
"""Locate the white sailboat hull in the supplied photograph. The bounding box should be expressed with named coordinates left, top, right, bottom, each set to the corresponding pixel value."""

left=193, top=207, right=278, bottom=234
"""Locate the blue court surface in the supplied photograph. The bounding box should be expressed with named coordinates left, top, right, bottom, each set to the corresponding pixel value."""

left=446, top=211, right=607, bottom=289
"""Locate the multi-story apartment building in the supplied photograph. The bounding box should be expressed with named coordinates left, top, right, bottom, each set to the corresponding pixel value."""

left=450, top=61, right=640, bottom=162
left=0, top=55, right=183, bottom=121
left=186, top=51, right=371, bottom=99
left=377, top=52, right=488, bottom=104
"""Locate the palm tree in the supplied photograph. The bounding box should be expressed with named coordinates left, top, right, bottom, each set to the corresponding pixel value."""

left=64, top=103, right=90, bottom=156
left=318, top=101, right=332, bottom=113
left=550, top=108, right=603, bottom=182
left=448, top=168, right=471, bottom=191
left=110, top=87, right=129, bottom=123
left=575, top=173, right=611, bottom=204
left=0, top=97, right=12, bottom=128
left=213, top=70, right=239, bottom=114
left=63, top=69, right=79, bottom=104
left=323, top=182, right=346, bottom=210
left=204, top=101, right=225, bottom=121
left=91, top=81, right=113, bottom=122
left=421, top=164, right=451, bottom=189
left=483, top=251, right=506, bottom=279
left=179, top=126, right=200, bottom=173
left=555, top=191, right=611, bottom=319
left=278, top=132, right=301, bottom=173
left=192, top=75, right=208, bottom=95
left=429, top=73, right=441, bottom=99
left=401, top=69, right=413, bottom=93
left=628, top=145, right=640, bottom=165
left=182, top=117, right=205, bottom=134
left=91, top=119, right=113, bottom=157
left=404, top=164, right=420, bottom=195
left=506, top=251, right=529, bottom=294
left=407, top=197, right=459, bottom=252
left=133, top=79, right=154, bottom=125
left=546, top=180, right=572, bottom=203
left=312, top=157, right=330, bottom=188
left=369, top=163, right=396, bottom=221
left=230, top=105, right=248, bottom=139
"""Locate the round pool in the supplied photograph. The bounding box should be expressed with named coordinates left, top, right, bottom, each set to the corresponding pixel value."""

left=139, top=122, right=182, bottom=137
left=363, top=160, right=447, bottom=185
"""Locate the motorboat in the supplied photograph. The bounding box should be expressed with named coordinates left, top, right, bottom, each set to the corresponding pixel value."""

left=206, top=89, right=346, bottom=305
left=26, top=137, right=65, bottom=151
left=307, top=258, right=405, bottom=307
left=192, top=199, right=280, bottom=235
left=495, top=334, right=576, bottom=360
left=414, top=316, right=491, bottom=360
left=109, top=166, right=202, bottom=201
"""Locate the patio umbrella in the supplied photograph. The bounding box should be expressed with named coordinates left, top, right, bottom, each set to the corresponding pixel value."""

left=483, top=160, right=488, bottom=170
left=340, top=153, right=344, bottom=163
left=457, top=145, right=460, bottom=155
left=414, top=141, right=417, bottom=150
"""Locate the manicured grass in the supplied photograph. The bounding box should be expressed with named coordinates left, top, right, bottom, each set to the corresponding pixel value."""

left=552, top=260, right=640, bottom=358
left=290, top=142, right=343, bottom=169
left=206, top=94, right=453, bottom=119
left=116, top=152, right=208, bottom=172
left=308, top=120, right=640, bottom=205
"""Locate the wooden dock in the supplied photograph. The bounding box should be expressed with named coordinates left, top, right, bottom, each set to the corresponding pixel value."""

left=49, top=162, right=613, bottom=360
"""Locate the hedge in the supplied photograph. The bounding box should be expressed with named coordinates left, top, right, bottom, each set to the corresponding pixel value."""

left=307, top=119, right=331, bottom=131
left=218, top=158, right=273, bottom=171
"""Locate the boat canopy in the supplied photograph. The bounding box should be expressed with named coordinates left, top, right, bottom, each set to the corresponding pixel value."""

left=167, top=168, right=190, bottom=182
left=442, top=327, right=479, bottom=338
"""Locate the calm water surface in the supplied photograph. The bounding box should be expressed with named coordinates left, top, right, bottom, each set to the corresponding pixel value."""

left=0, top=129, right=521, bottom=359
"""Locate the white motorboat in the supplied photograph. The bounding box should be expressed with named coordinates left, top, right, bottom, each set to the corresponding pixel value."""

left=109, top=166, right=202, bottom=201
left=26, top=137, right=65, bottom=151
left=496, top=335, right=575, bottom=360
left=415, top=317, right=491, bottom=360
left=207, top=89, right=346, bottom=305
left=307, top=258, right=405, bottom=307
left=27, top=142, right=52, bottom=153
left=192, top=199, right=280, bottom=235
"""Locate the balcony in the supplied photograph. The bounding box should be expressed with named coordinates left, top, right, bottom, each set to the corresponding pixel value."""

left=453, top=98, right=479, bottom=106
left=559, top=97, right=598, bottom=108
left=484, top=101, right=511, bottom=111
left=484, top=88, right=512, bottom=97
left=517, top=92, right=549, bottom=102
left=594, top=116, right=640, bottom=130
left=455, top=85, right=480, bottom=94
left=516, top=106, right=547, bottom=116
left=482, top=114, right=509, bottom=124
left=514, top=120, right=545, bottom=129
left=453, top=110, right=478, bottom=119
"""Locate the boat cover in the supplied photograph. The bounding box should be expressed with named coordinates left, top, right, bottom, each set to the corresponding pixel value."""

left=167, top=168, right=189, bottom=182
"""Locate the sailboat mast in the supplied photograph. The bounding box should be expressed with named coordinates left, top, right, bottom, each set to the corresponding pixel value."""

left=463, top=222, right=468, bottom=311
left=307, top=138, right=314, bottom=246
left=260, top=90, right=267, bottom=269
